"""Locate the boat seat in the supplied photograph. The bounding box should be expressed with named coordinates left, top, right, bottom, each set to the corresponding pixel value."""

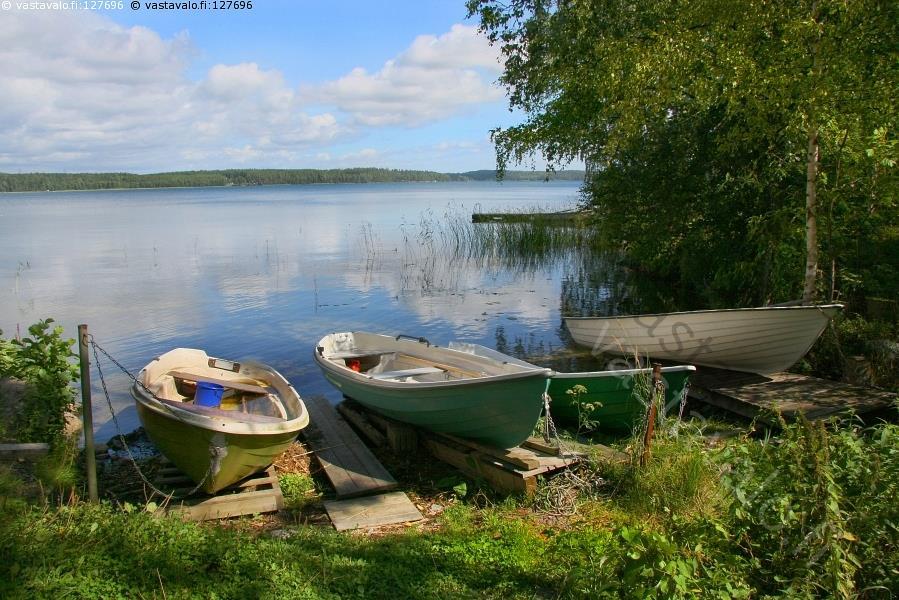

left=159, top=398, right=285, bottom=423
left=168, top=370, right=273, bottom=395
left=327, top=350, right=394, bottom=359
left=370, top=367, right=445, bottom=380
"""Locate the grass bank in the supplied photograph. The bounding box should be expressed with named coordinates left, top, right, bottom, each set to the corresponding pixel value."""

left=2, top=415, right=897, bottom=599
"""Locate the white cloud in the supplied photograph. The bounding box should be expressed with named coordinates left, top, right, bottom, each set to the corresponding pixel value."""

left=0, top=11, right=343, bottom=171
left=313, top=24, right=503, bottom=127
left=0, top=13, right=506, bottom=172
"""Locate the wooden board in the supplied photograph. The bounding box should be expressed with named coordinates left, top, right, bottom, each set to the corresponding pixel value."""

left=168, top=370, right=272, bottom=395
left=690, top=367, right=897, bottom=423
left=303, top=395, right=397, bottom=498
left=324, top=491, right=422, bottom=531
left=0, top=442, right=49, bottom=461
left=442, top=434, right=541, bottom=470
left=157, top=465, right=283, bottom=521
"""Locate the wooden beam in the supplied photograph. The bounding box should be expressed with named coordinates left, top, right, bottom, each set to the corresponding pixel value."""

left=0, top=442, right=49, bottom=461
left=168, top=370, right=272, bottom=395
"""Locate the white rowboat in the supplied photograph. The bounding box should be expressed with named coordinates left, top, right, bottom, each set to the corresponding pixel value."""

left=564, top=304, right=843, bottom=374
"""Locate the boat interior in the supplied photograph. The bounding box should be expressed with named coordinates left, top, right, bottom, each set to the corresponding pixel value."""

left=319, top=333, right=530, bottom=382
left=139, top=349, right=294, bottom=421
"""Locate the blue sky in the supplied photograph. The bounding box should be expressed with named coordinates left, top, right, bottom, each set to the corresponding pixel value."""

left=0, top=0, right=564, bottom=173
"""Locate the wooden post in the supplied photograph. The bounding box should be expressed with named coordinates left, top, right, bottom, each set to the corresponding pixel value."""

left=78, top=324, right=98, bottom=503
left=641, top=363, right=662, bottom=467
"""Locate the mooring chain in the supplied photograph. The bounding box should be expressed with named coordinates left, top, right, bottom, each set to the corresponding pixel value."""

left=89, top=337, right=212, bottom=501
left=541, top=379, right=570, bottom=457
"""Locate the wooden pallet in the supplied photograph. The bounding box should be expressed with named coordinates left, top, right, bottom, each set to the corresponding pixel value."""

left=339, top=399, right=591, bottom=495
left=153, top=463, right=283, bottom=521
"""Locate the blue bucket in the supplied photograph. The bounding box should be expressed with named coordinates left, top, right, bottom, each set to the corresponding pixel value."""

left=195, top=381, right=224, bottom=407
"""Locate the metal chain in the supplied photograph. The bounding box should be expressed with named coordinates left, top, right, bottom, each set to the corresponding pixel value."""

left=541, top=380, right=570, bottom=456
left=89, top=337, right=213, bottom=501
left=677, top=381, right=690, bottom=422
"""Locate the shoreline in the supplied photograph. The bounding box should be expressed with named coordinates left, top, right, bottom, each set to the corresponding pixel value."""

left=0, top=179, right=584, bottom=195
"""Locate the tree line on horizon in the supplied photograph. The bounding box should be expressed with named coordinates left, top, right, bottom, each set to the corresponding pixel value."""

left=0, top=168, right=585, bottom=193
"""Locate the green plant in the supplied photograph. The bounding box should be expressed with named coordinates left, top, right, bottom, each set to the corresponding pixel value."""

left=1, top=319, right=79, bottom=445
left=722, top=417, right=899, bottom=596
left=566, top=384, right=600, bottom=435
left=278, top=473, right=317, bottom=509
left=34, top=438, right=80, bottom=502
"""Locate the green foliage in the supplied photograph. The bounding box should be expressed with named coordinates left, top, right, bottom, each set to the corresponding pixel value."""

left=722, top=418, right=899, bottom=596
left=0, top=319, right=79, bottom=444
left=34, top=439, right=80, bottom=498
left=278, top=473, right=317, bottom=509
left=567, top=384, right=601, bottom=434
left=469, top=0, right=898, bottom=305
left=804, top=315, right=899, bottom=389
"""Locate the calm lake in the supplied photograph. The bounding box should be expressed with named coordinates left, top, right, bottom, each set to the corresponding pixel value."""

left=2, top=180, right=647, bottom=439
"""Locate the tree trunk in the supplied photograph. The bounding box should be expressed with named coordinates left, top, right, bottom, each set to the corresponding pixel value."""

left=802, top=125, right=819, bottom=304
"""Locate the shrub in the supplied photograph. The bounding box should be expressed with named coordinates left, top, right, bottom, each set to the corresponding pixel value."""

left=0, top=319, right=79, bottom=445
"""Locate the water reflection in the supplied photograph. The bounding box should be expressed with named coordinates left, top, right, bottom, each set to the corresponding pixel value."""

left=1, top=183, right=586, bottom=438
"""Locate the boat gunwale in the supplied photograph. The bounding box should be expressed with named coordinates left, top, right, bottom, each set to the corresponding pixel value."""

left=550, top=365, right=696, bottom=379
left=314, top=352, right=553, bottom=390
left=132, top=348, right=309, bottom=436
left=563, top=303, right=843, bottom=322
left=314, top=332, right=553, bottom=390
left=131, top=384, right=310, bottom=436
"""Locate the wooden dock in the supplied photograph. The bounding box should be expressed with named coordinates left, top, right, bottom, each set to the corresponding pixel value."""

left=471, top=210, right=590, bottom=225
left=689, top=367, right=897, bottom=422
left=338, top=399, right=592, bottom=495
left=154, top=463, right=283, bottom=521
left=302, top=395, right=397, bottom=499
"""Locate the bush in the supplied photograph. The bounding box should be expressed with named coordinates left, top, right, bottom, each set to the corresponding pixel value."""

left=722, top=417, right=899, bottom=597
left=0, top=319, right=79, bottom=444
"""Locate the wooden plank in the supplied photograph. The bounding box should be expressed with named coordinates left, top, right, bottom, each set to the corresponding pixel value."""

left=169, top=489, right=283, bottom=521
left=303, top=395, right=397, bottom=498
left=0, top=442, right=50, bottom=461
left=336, top=402, right=387, bottom=447
left=442, top=434, right=541, bottom=469
left=522, top=437, right=561, bottom=456
left=324, top=491, right=423, bottom=531
left=168, top=370, right=272, bottom=395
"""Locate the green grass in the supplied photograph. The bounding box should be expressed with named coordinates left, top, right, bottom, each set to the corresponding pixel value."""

left=1, top=416, right=897, bottom=599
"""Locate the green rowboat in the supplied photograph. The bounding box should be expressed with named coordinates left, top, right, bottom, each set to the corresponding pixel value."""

left=444, top=342, right=695, bottom=432
left=132, top=348, right=309, bottom=494
left=547, top=366, right=695, bottom=431
left=314, top=332, right=554, bottom=449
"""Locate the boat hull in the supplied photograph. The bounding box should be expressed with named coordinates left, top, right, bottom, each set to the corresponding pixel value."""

left=135, top=399, right=299, bottom=493
left=547, top=367, right=694, bottom=431
left=564, top=305, right=842, bottom=374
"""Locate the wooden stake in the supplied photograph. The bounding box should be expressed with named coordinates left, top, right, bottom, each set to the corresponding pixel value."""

left=78, top=324, right=98, bottom=503
left=640, top=363, right=662, bottom=467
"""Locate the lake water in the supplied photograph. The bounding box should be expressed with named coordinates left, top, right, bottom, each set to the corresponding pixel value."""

left=2, top=180, right=644, bottom=439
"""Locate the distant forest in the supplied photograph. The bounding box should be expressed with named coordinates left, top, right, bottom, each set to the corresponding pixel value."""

left=0, top=168, right=585, bottom=192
